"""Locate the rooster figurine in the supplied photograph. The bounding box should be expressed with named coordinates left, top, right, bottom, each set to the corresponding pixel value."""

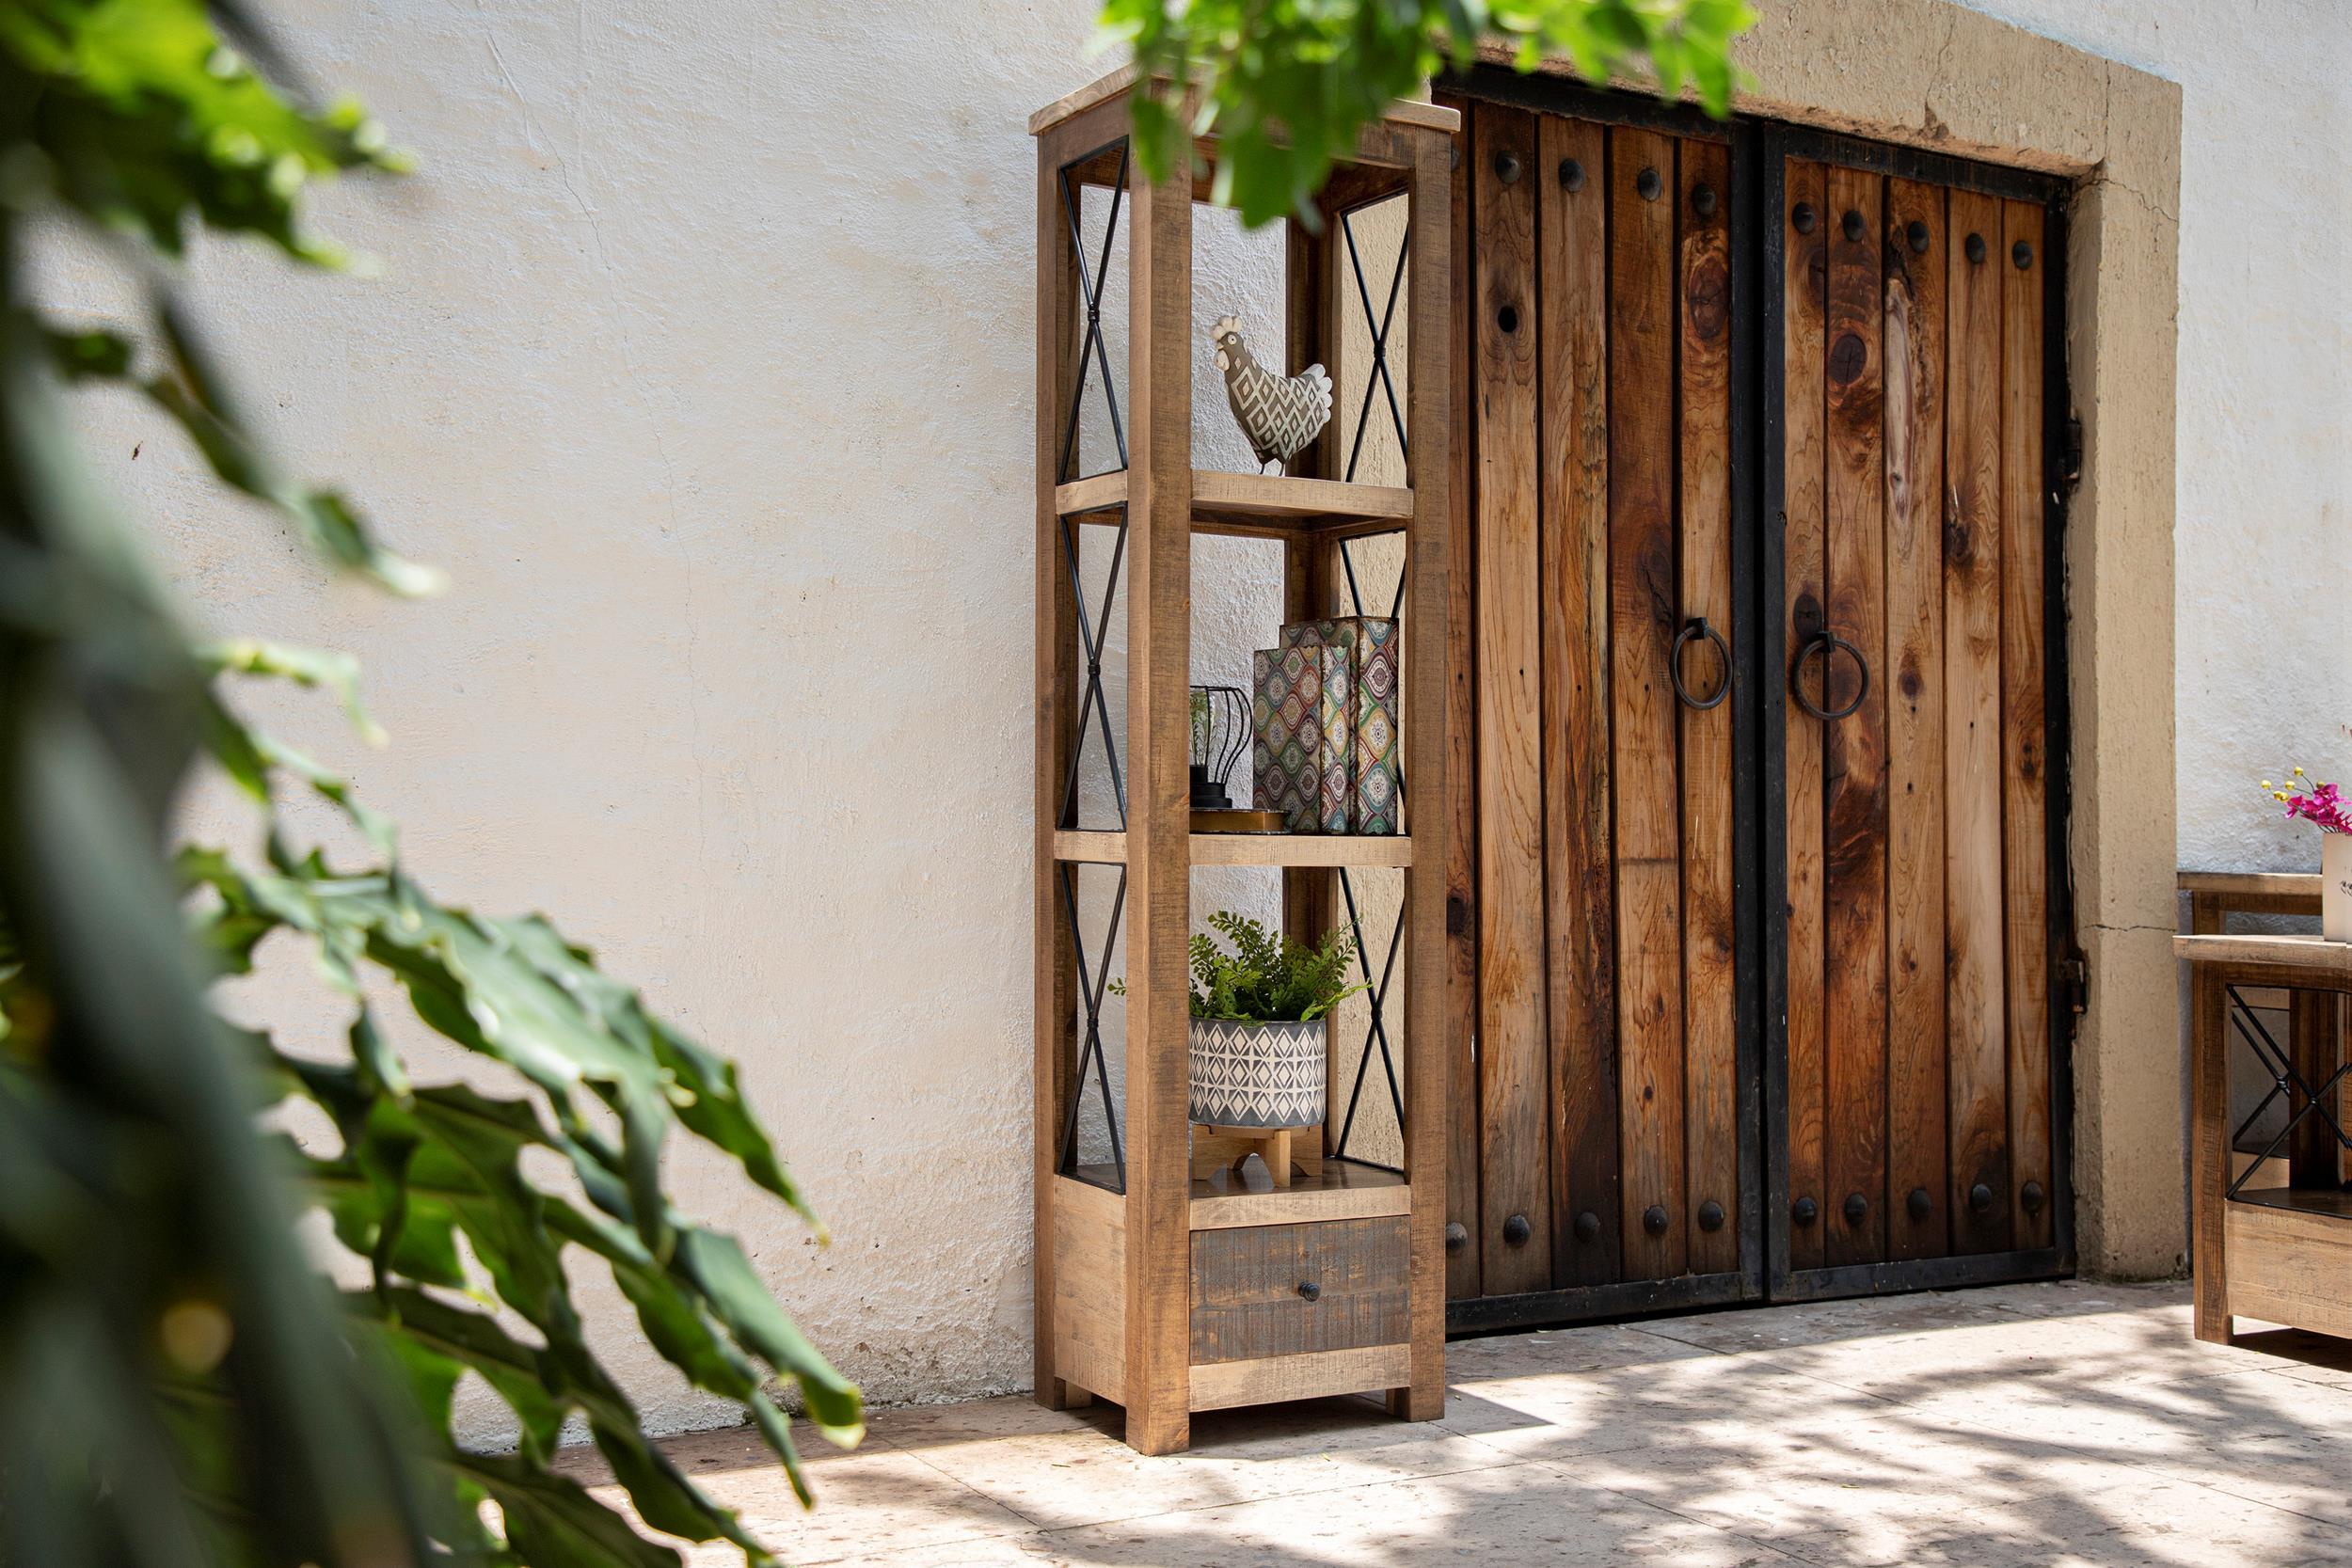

left=1209, top=315, right=1333, bottom=475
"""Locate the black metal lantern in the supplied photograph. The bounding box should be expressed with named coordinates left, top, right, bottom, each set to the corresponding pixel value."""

left=1188, top=685, right=1249, bottom=809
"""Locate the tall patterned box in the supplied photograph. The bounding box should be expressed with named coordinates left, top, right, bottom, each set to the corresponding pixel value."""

left=1279, top=617, right=1402, bottom=834
left=1251, top=644, right=1324, bottom=833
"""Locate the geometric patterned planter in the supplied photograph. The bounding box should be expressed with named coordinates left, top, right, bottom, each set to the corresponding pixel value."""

left=1187, top=1017, right=1326, bottom=1129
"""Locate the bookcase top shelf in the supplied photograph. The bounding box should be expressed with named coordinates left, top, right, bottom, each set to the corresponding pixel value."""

left=1054, top=830, right=1413, bottom=868
left=1028, top=65, right=1459, bottom=139
left=1056, top=469, right=1417, bottom=540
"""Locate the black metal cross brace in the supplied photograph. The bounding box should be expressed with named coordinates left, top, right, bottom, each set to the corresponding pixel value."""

left=1057, top=144, right=1130, bottom=484
left=2223, top=985, right=2352, bottom=1201
left=1057, top=862, right=1127, bottom=1189
left=1057, top=507, right=1129, bottom=828
left=1340, top=205, right=1411, bottom=484
left=1329, top=532, right=1409, bottom=1163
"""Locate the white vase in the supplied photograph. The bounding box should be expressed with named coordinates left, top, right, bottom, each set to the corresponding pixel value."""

left=2328, top=834, right=2352, bottom=943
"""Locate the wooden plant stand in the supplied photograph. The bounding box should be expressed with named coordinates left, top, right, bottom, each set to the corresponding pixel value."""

left=1190, top=1124, right=1324, bottom=1189
left=1028, top=69, right=1455, bottom=1453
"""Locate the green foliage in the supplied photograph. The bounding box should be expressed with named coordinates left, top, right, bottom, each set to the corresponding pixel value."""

left=0, top=3, right=856, bottom=1565
left=1117, top=911, right=1366, bottom=1024
left=1100, top=0, right=1757, bottom=228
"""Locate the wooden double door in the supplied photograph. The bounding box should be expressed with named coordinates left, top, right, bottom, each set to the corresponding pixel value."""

left=1443, top=79, right=2075, bottom=1329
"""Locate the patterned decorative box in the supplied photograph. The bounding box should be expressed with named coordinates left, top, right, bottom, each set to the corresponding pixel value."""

left=1279, top=617, right=1402, bottom=835
left=1251, top=644, right=1323, bottom=833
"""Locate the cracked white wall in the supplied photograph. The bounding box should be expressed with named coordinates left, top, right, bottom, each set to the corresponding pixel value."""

left=23, top=0, right=2344, bottom=1444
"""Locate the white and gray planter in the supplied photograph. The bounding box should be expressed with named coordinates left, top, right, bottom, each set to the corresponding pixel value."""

left=1187, top=1016, right=1327, bottom=1129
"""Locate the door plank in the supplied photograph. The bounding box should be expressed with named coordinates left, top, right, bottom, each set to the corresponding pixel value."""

left=1943, top=186, right=2011, bottom=1255
left=1882, top=178, right=1950, bottom=1262
left=1609, top=125, right=1688, bottom=1281
left=2000, top=198, right=2054, bottom=1252
left=1677, top=135, right=1740, bottom=1277
left=1439, top=92, right=1482, bottom=1302
left=1538, top=112, right=1621, bottom=1286
left=1471, top=103, right=1552, bottom=1294
left=1820, top=165, right=1888, bottom=1269
left=1781, top=157, right=1830, bottom=1274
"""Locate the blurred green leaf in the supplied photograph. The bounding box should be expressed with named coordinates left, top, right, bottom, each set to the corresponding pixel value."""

left=1100, top=0, right=1756, bottom=227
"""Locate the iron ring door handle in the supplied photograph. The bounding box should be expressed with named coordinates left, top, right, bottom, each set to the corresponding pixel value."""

left=1670, top=616, right=1732, bottom=710
left=1789, top=629, right=1868, bottom=721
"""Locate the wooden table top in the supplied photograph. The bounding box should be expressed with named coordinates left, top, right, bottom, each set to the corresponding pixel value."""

left=2175, top=931, right=2352, bottom=976
left=2176, top=870, right=2322, bottom=898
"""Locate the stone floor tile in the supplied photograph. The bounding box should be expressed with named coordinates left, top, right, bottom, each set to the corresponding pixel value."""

left=1447, top=1321, right=1726, bottom=1379
left=1438, top=1351, right=1894, bottom=1461
left=604, top=1442, right=1038, bottom=1566
left=1009, top=1460, right=1802, bottom=1567
left=868, top=1393, right=1121, bottom=1449
left=888, top=1396, right=1518, bottom=1530
left=585, top=1287, right=2352, bottom=1568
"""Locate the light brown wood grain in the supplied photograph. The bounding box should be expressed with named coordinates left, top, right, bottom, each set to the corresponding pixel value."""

left=2174, top=933, right=2352, bottom=979
left=1883, top=178, right=1949, bottom=1263
left=2224, top=1201, right=2352, bottom=1340
left=1781, top=157, right=1830, bottom=1274
left=1943, top=185, right=2010, bottom=1257
left=1027, top=66, right=1458, bottom=140
left=2000, top=198, right=2055, bottom=1254
left=2190, top=962, right=2232, bottom=1343
left=1438, top=91, right=1483, bottom=1308
left=1189, top=1216, right=1411, bottom=1363
left=1034, top=124, right=1085, bottom=1408
left=1609, top=125, right=1688, bottom=1282
left=1119, top=163, right=1195, bottom=1457
left=1189, top=1164, right=1412, bottom=1229
left=1537, top=110, right=1619, bottom=1288
left=1821, top=164, right=1888, bottom=1270
left=1399, top=116, right=1455, bottom=1419
left=1678, top=135, right=1739, bottom=1278
left=1472, top=103, right=1553, bottom=1295
left=1053, top=1177, right=1126, bottom=1402
left=2177, top=871, right=2322, bottom=909
left=1188, top=1344, right=1412, bottom=1412
left=1050, top=831, right=1413, bottom=867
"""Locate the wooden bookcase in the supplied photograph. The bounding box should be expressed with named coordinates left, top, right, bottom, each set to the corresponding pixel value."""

left=1029, top=71, right=1456, bottom=1453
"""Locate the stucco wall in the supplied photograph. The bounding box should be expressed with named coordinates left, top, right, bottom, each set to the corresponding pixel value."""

left=25, top=0, right=2336, bottom=1439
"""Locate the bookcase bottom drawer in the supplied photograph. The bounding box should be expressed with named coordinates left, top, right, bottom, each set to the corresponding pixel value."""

left=1190, top=1215, right=1409, bottom=1365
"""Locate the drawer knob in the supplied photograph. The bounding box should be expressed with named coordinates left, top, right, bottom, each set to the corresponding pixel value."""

left=1296, top=1279, right=1321, bottom=1303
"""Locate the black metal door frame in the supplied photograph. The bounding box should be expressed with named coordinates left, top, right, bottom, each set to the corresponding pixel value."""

left=1439, top=70, right=2078, bottom=1334
left=1756, top=120, right=2079, bottom=1303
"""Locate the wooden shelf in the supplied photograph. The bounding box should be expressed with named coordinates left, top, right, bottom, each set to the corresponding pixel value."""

left=1054, top=830, right=1411, bottom=868
left=1056, top=469, right=1415, bottom=541
left=1065, top=1161, right=1412, bottom=1231
left=2233, top=1184, right=2352, bottom=1222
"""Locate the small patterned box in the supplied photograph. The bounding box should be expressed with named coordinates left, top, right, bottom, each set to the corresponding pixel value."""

left=1279, top=617, right=1402, bottom=834
left=1251, top=643, right=1324, bottom=833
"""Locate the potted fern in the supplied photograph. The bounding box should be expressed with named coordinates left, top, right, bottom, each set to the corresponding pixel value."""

left=1124, top=911, right=1364, bottom=1131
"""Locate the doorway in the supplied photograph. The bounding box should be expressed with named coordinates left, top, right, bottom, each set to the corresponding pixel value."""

left=1438, top=71, right=2077, bottom=1332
